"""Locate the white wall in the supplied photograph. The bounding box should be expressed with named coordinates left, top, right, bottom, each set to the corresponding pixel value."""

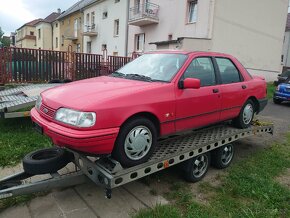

left=128, top=0, right=214, bottom=55
left=83, top=0, right=128, bottom=56
left=211, top=0, right=288, bottom=79
left=52, top=21, right=61, bottom=51
left=36, top=22, right=53, bottom=50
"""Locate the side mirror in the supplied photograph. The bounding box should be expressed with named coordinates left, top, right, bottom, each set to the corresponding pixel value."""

left=179, top=78, right=201, bottom=89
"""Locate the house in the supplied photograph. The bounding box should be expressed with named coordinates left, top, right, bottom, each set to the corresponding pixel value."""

left=82, top=0, right=129, bottom=56
left=36, top=10, right=61, bottom=50
left=128, top=0, right=288, bottom=81
left=57, top=0, right=93, bottom=52
left=15, top=19, right=43, bottom=48
left=282, top=13, right=290, bottom=70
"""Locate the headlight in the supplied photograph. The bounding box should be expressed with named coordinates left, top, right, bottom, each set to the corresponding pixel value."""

left=35, top=96, right=42, bottom=110
left=55, top=108, right=96, bottom=127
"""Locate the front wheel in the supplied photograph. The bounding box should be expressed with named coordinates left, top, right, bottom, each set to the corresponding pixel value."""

left=233, top=99, right=255, bottom=128
left=112, top=117, right=157, bottom=167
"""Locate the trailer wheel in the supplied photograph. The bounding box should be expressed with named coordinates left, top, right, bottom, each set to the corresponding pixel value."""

left=182, top=153, right=210, bottom=183
left=23, top=148, right=72, bottom=175
left=211, top=144, right=234, bottom=169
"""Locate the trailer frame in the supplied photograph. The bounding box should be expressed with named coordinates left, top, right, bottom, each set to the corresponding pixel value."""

left=0, top=122, right=274, bottom=200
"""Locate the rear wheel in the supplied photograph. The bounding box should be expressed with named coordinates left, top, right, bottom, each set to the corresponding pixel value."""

left=233, top=99, right=255, bottom=128
left=112, top=117, right=157, bottom=167
left=211, top=144, right=234, bottom=169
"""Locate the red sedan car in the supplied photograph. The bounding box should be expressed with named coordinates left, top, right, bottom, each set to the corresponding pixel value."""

left=31, top=51, right=267, bottom=167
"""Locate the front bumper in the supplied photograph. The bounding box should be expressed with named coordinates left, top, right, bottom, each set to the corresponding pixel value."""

left=257, top=98, right=268, bottom=113
left=30, top=108, right=119, bottom=155
left=273, top=92, right=290, bottom=101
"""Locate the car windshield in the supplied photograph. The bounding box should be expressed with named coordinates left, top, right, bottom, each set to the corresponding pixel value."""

left=111, top=53, right=188, bottom=82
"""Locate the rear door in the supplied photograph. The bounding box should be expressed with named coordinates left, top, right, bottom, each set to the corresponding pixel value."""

left=214, top=57, right=248, bottom=121
left=175, top=57, right=221, bottom=132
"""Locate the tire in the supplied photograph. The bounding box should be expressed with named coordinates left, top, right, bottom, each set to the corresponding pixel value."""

left=48, top=79, right=61, bottom=84
left=22, top=147, right=73, bottom=175
left=62, top=79, right=72, bottom=83
left=182, top=153, right=210, bottom=183
left=233, top=99, right=255, bottom=129
left=273, top=98, right=282, bottom=104
left=112, top=117, right=157, bottom=167
left=211, top=144, right=234, bottom=169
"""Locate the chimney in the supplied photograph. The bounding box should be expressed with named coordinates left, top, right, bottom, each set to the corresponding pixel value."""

left=57, top=8, right=61, bottom=14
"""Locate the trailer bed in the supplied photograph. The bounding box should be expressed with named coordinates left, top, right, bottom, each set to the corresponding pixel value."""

left=0, top=122, right=273, bottom=199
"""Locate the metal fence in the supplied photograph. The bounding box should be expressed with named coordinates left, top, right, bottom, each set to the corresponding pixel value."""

left=0, top=47, right=136, bottom=84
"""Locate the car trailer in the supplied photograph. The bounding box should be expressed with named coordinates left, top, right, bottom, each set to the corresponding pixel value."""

left=0, top=122, right=273, bottom=200
left=0, top=84, right=60, bottom=119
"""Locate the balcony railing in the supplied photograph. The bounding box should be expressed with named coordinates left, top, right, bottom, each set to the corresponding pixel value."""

left=128, top=2, right=159, bottom=26
left=83, top=24, right=98, bottom=37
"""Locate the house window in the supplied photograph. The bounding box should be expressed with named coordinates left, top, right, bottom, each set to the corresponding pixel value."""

left=103, top=11, right=108, bottom=19
left=102, top=44, right=107, bottom=51
left=168, top=34, right=173, bottom=40
left=56, top=37, right=58, bottom=48
left=30, top=31, right=34, bottom=36
left=114, top=19, right=119, bottom=36
left=38, top=29, right=41, bottom=39
left=135, top=33, right=145, bottom=51
left=87, top=42, right=91, bottom=54
left=135, top=0, right=141, bottom=13
left=77, top=44, right=81, bottom=53
left=113, top=52, right=118, bottom=56
left=61, top=35, right=64, bottom=46
left=86, top=13, right=90, bottom=26
left=188, top=0, right=198, bottom=23
left=91, top=12, right=95, bottom=25
left=55, top=23, right=58, bottom=28
left=115, top=0, right=120, bottom=3
left=74, top=19, right=78, bottom=38
left=61, top=20, right=64, bottom=25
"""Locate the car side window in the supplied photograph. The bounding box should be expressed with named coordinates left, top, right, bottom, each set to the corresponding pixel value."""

left=183, top=57, right=216, bottom=86
left=216, top=58, right=242, bottom=84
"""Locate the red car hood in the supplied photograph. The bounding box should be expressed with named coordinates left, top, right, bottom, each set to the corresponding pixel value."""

left=41, top=76, right=163, bottom=111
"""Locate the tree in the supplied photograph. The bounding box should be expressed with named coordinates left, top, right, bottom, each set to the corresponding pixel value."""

left=0, top=27, right=10, bottom=48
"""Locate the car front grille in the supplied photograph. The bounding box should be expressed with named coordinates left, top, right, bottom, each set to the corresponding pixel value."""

left=40, top=104, right=56, bottom=119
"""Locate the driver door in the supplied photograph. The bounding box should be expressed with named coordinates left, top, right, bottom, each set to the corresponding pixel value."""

left=175, top=57, right=221, bottom=132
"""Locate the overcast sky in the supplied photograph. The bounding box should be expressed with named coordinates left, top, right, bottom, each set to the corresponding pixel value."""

left=0, top=0, right=79, bottom=36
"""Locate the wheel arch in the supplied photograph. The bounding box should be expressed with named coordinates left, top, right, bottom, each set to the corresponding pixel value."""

left=121, top=112, right=161, bottom=136
left=247, top=96, right=259, bottom=112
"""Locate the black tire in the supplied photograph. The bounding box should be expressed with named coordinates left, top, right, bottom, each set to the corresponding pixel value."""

left=62, top=79, right=72, bottom=83
left=211, top=144, right=234, bottom=169
left=22, top=147, right=73, bottom=175
left=182, top=153, right=211, bottom=183
left=273, top=98, right=282, bottom=104
left=48, top=79, right=61, bottom=84
left=233, top=99, right=255, bottom=129
left=112, top=117, right=157, bottom=167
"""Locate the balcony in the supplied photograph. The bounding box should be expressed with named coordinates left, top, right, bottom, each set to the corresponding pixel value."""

left=83, top=24, right=98, bottom=37
left=128, top=2, right=159, bottom=26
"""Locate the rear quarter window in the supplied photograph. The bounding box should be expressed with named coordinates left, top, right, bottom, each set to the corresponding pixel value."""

left=216, top=58, right=243, bottom=84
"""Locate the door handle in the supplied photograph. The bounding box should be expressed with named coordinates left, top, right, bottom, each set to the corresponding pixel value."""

left=213, top=89, right=219, bottom=93
left=242, top=85, right=247, bottom=89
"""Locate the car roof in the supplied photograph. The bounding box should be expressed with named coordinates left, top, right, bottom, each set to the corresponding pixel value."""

left=145, top=50, right=232, bottom=57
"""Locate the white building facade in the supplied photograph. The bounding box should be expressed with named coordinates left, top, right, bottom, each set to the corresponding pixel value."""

left=127, top=0, right=288, bottom=81
left=83, top=0, right=129, bottom=56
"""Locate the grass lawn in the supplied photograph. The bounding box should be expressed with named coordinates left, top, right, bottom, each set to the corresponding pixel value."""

left=267, top=82, right=276, bottom=99
left=0, top=117, right=52, bottom=167
left=135, top=133, right=290, bottom=218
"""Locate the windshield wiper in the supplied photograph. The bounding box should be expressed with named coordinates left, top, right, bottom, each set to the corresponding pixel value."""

left=110, top=71, right=126, bottom=78
left=125, top=74, right=153, bottom=82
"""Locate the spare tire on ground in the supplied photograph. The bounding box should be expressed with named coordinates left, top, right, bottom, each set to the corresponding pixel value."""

left=22, top=147, right=73, bottom=175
